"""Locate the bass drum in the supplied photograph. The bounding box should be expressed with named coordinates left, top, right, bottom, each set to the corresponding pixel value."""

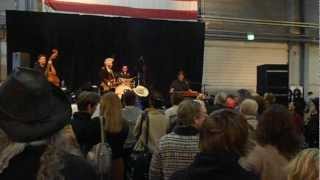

left=115, top=84, right=131, bottom=99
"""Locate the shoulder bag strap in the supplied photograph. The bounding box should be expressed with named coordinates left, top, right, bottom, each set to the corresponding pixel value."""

left=145, top=112, right=150, bottom=147
left=137, top=111, right=147, bottom=139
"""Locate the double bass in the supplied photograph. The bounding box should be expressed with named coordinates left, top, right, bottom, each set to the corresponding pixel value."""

left=45, top=49, right=60, bottom=87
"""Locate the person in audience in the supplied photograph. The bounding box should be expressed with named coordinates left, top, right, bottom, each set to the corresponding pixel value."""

left=264, top=93, right=276, bottom=109
left=121, top=90, right=143, bottom=158
left=304, top=98, right=319, bottom=148
left=100, top=92, right=129, bottom=180
left=71, top=91, right=100, bottom=155
left=165, top=92, right=184, bottom=123
left=226, top=95, right=237, bottom=109
left=235, top=89, right=252, bottom=108
left=291, top=99, right=305, bottom=142
left=170, top=109, right=258, bottom=180
left=240, top=99, right=258, bottom=130
left=252, top=95, right=265, bottom=116
left=134, top=91, right=169, bottom=153
left=242, top=104, right=301, bottom=180
left=287, top=148, right=319, bottom=180
left=149, top=100, right=206, bottom=180
left=211, top=92, right=228, bottom=112
left=0, top=67, right=97, bottom=180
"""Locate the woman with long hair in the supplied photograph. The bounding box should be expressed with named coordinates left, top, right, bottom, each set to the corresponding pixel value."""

left=100, top=92, right=128, bottom=180
left=242, top=104, right=301, bottom=180
left=287, top=148, right=319, bottom=180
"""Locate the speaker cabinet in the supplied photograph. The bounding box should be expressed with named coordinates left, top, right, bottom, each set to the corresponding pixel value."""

left=257, top=64, right=288, bottom=105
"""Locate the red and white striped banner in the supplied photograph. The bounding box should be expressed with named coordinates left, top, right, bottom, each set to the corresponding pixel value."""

left=43, top=0, right=198, bottom=20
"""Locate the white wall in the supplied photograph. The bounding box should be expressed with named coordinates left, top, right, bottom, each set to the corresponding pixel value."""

left=304, top=44, right=320, bottom=97
left=203, top=40, right=288, bottom=94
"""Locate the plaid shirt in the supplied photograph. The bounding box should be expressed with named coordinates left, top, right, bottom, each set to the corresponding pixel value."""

left=149, top=126, right=200, bottom=180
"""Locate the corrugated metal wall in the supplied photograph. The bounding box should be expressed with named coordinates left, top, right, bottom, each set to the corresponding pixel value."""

left=203, top=40, right=288, bottom=93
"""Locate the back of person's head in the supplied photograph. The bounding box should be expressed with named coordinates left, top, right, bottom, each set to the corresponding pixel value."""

left=76, top=91, right=100, bottom=112
left=252, top=95, right=265, bottom=115
left=287, top=148, right=319, bottom=180
left=122, top=90, right=137, bottom=106
left=214, top=92, right=227, bottom=106
left=240, top=99, right=258, bottom=116
left=100, top=92, right=123, bottom=133
left=177, top=100, right=201, bottom=126
left=256, top=104, right=300, bottom=159
left=200, top=109, right=248, bottom=155
left=170, top=92, right=184, bottom=106
left=237, top=89, right=251, bottom=103
left=264, top=93, right=276, bottom=105
left=149, top=91, right=164, bottom=109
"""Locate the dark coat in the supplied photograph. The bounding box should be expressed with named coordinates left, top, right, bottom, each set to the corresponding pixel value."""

left=170, top=152, right=259, bottom=180
left=71, top=112, right=100, bottom=155
left=305, top=114, right=319, bottom=148
left=106, top=123, right=129, bottom=160
left=0, top=145, right=97, bottom=180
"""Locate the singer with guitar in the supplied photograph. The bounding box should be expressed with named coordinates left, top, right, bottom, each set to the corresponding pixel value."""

left=100, top=57, right=120, bottom=92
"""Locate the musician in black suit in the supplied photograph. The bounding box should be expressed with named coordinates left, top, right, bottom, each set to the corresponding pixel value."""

left=170, top=70, right=191, bottom=93
left=100, top=58, right=117, bottom=92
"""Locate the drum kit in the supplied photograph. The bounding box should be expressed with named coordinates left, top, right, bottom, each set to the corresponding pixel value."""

left=114, top=77, right=149, bottom=98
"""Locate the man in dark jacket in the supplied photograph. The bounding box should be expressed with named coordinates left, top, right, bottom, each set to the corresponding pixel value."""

left=170, top=109, right=258, bottom=180
left=71, top=91, right=101, bottom=155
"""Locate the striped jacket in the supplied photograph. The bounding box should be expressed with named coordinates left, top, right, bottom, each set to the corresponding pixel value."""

left=149, top=126, right=200, bottom=180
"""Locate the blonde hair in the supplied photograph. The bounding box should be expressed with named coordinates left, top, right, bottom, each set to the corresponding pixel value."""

left=214, top=92, right=227, bottom=105
left=100, top=92, right=123, bottom=133
left=287, top=148, right=319, bottom=180
left=240, top=99, right=258, bottom=116
left=177, top=100, right=201, bottom=126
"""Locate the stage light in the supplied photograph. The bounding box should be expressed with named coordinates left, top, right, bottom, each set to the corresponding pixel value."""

left=247, top=32, right=255, bottom=41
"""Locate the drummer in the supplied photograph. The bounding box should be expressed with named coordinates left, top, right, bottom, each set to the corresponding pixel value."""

left=119, top=65, right=131, bottom=79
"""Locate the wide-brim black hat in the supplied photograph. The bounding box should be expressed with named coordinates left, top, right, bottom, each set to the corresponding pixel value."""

left=0, top=67, right=71, bottom=142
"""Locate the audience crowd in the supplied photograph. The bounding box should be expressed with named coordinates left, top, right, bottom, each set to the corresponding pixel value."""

left=0, top=67, right=318, bottom=180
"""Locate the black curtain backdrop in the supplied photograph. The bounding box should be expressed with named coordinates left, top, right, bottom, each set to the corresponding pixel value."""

left=6, top=10, right=205, bottom=97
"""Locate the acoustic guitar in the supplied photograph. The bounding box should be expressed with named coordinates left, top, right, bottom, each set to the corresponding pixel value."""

left=45, top=49, right=60, bottom=87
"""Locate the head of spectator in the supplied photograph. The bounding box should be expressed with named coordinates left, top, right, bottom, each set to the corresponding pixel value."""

left=100, top=92, right=123, bottom=133
left=264, top=93, right=276, bottom=109
left=149, top=91, right=165, bottom=109
left=226, top=95, right=237, bottom=109
left=252, top=95, right=265, bottom=115
left=287, top=148, right=319, bottom=180
left=170, top=92, right=184, bottom=106
left=177, top=100, right=207, bottom=129
left=122, top=90, right=137, bottom=107
left=236, top=89, right=251, bottom=105
left=200, top=109, right=248, bottom=156
left=240, top=99, right=258, bottom=116
left=256, top=104, right=301, bottom=159
left=76, top=91, right=100, bottom=115
left=214, top=92, right=227, bottom=106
